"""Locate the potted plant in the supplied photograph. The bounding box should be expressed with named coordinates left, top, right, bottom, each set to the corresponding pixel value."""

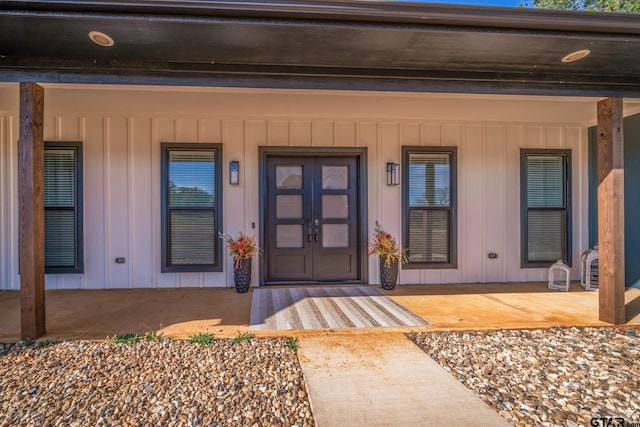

left=368, top=221, right=407, bottom=291
left=220, top=232, right=261, bottom=293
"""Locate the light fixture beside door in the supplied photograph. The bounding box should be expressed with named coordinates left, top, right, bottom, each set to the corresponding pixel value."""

left=229, top=161, right=239, bottom=185
left=386, top=162, right=399, bottom=186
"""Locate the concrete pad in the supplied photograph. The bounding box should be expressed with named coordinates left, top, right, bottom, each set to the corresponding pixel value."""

left=1, top=283, right=639, bottom=342
left=0, top=288, right=252, bottom=341
left=387, top=283, right=640, bottom=330
left=298, top=333, right=510, bottom=427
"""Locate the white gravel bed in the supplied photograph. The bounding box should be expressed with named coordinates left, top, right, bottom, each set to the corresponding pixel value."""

left=411, top=327, right=640, bottom=427
left=0, top=338, right=314, bottom=426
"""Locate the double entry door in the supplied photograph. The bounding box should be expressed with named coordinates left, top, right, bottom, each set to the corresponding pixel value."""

left=265, top=156, right=360, bottom=283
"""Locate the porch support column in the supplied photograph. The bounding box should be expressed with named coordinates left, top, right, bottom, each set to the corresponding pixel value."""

left=597, top=97, right=625, bottom=325
left=19, top=82, right=46, bottom=339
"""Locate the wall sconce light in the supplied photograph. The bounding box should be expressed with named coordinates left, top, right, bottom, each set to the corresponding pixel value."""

left=386, top=163, right=399, bottom=186
left=229, top=161, right=239, bottom=185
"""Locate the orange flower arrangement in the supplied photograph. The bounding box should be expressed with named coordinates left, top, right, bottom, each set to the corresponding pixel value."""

left=219, top=232, right=261, bottom=270
left=368, top=221, right=407, bottom=267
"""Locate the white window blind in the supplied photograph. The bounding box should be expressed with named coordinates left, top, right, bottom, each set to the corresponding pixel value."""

left=527, top=210, right=564, bottom=261
left=408, top=209, right=450, bottom=262
left=167, top=150, right=217, bottom=266
left=524, top=153, right=569, bottom=265
left=44, top=148, right=77, bottom=268
left=407, top=152, right=453, bottom=264
left=527, top=156, right=565, bottom=208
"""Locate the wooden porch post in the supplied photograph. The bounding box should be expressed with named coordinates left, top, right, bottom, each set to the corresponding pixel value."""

left=597, top=97, right=625, bottom=325
left=19, top=82, right=46, bottom=339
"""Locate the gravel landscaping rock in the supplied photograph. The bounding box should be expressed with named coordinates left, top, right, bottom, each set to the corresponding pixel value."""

left=411, top=327, right=640, bottom=426
left=0, top=338, right=314, bottom=426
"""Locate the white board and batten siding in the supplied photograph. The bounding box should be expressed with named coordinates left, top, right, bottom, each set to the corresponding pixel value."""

left=0, top=86, right=589, bottom=290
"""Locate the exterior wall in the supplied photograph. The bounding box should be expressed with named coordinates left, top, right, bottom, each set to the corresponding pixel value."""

left=623, top=115, right=640, bottom=288
left=589, top=114, right=640, bottom=288
left=0, top=85, right=590, bottom=289
left=0, top=113, right=17, bottom=290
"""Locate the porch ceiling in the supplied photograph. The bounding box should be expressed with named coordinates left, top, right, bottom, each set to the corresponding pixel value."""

left=0, top=1, right=639, bottom=97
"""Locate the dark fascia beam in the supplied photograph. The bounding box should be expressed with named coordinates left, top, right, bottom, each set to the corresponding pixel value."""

left=3, top=67, right=640, bottom=98
left=2, top=57, right=639, bottom=84
left=2, top=58, right=639, bottom=86
left=1, top=0, right=640, bottom=35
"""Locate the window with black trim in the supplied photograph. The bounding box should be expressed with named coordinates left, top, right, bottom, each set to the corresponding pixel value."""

left=402, top=147, right=457, bottom=269
left=521, top=149, right=572, bottom=268
left=44, top=141, right=83, bottom=274
left=161, top=143, right=223, bottom=272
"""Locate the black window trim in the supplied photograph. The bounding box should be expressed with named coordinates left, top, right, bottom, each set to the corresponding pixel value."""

left=402, top=146, right=458, bottom=270
left=161, top=142, right=223, bottom=273
left=520, top=148, right=572, bottom=268
left=44, top=140, right=84, bottom=274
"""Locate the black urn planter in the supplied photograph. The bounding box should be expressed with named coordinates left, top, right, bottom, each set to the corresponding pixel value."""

left=379, top=257, right=399, bottom=291
left=233, top=257, right=252, bottom=293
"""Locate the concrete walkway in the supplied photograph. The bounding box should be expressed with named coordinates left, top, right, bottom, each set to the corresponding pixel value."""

left=298, top=333, right=511, bottom=427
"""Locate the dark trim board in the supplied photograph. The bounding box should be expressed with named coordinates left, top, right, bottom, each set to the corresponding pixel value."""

left=588, top=126, right=598, bottom=249
left=258, top=146, right=368, bottom=286
left=4, top=69, right=640, bottom=99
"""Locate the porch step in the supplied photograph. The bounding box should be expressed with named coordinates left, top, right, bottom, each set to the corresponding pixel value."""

left=249, top=286, right=429, bottom=331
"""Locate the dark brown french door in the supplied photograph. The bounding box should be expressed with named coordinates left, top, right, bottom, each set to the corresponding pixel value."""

left=265, top=156, right=360, bottom=283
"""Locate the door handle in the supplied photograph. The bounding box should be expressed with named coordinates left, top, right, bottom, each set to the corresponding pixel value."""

left=314, top=219, right=319, bottom=243
left=307, top=221, right=313, bottom=244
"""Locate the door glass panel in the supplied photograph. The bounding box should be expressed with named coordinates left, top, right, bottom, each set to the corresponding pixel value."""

left=322, top=166, right=348, bottom=190
left=276, top=224, right=303, bottom=248
left=322, top=224, right=349, bottom=248
left=322, top=195, right=348, bottom=219
left=276, top=166, right=303, bottom=189
left=277, top=195, right=303, bottom=219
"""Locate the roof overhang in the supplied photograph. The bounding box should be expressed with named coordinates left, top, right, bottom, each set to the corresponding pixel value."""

left=1, top=0, right=639, bottom=97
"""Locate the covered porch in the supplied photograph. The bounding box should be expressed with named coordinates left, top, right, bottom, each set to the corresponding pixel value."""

left=2, top=0, right=640, bottom=339
left=1, top=283, right=639, bottom=342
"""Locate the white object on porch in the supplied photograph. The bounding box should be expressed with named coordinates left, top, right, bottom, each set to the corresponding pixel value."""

left=580, top=245, right=599, bottom=291
left=548, top=259, right=571, bottom=291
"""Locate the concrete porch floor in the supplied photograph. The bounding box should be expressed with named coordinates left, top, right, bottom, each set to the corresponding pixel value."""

left=0, top=282, right=639, bottom=341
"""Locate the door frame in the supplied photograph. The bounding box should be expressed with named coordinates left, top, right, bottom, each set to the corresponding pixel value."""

left=258, top=146, right=369, bottom=286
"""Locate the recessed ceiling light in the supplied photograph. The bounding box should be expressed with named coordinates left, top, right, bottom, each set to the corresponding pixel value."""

left=561, top=49, right=590, bottom=63
left=88, top=31, right=115, bottom=47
